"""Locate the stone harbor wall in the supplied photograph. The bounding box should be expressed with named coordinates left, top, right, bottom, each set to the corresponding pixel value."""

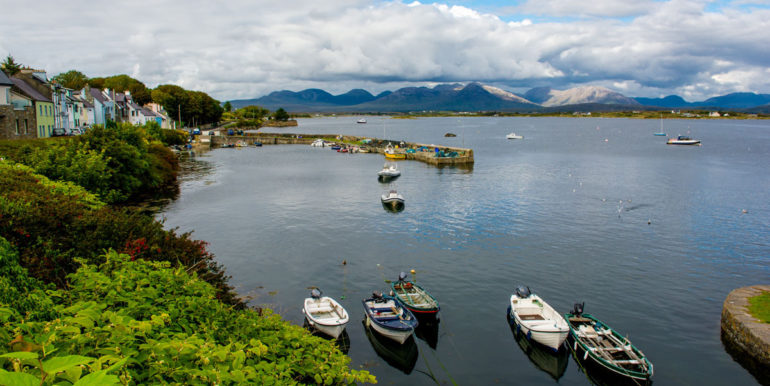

left=721, top=285, right=770, bottom=385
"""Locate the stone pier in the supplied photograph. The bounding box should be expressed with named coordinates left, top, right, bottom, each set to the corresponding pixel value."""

left=721, top=285, right=770, bottom=385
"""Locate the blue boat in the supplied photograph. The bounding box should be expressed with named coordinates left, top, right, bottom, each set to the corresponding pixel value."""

left=362, top=292, right=418, bottom=344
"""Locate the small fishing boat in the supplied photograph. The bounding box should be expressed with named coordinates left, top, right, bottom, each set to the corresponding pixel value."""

left=565, top=303, right=653, bottom=382
left=357, top=118, right=367, bottom=124
left=390, top=272, right=440, bottom=315
left=310, top=138, right=326, bottom=147
left=362, top=292, right=418, bottom=344
left=381, top=190, right=405, bottom=211
left=253, top=141, right=262, bottom=147
left=330, top=145, right=341, bottom=151
left=506, top=133, right=524, bottom=139
left=667, top=135, right=701, bottom=145
left=653, top=133, right=667, bottom=136
left=377, top=164, right=401, bottom=181
left=653, top=114, right=666, bottom=136
left=235, top=140, right=248, bottom=147
left=508, top=286, right=569, bottom=352
left=358, top=146, right=370, bottom=153
left=302, top=289, right=350, bottom=339
left=384, top=144, right=407, bottom=159
left=444, top=132, right=457, bottom=137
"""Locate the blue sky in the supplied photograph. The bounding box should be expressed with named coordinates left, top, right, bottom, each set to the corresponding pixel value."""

left=2, top=0, right=769, bottom=101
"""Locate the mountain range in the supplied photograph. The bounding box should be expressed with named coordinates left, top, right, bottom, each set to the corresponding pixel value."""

left=229, top=83, right=770, bottom=113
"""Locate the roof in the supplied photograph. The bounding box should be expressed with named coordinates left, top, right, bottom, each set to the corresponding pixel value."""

left=80, top=98, right=93, bottom=108
left=10, top=77, right=51, bottom=102
left=0, top=71, right=12, bottom=86
left=128, top=101, right=142, bottom=110
left=90, top=88, right=108, bottom=103
left=140, top=107, right=158, bottom=117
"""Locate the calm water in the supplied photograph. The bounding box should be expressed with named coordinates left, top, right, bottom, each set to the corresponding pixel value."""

left=159, top=117, right=770, bottom=385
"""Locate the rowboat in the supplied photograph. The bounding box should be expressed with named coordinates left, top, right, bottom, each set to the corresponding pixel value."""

left=667, top=135, right=701, bottom=145
left=377, top=164, right=401, bottom=181
left=565, top=303, right=653, bottom=382
left=362, top=292, right=418, bottom=344
left=302, top=289, right=349, bottom=339
left=508, top=286, right=569, bottom=352
left=506, top=133, right=524, bottom=139
left=390, top=272, right=440, bottom=315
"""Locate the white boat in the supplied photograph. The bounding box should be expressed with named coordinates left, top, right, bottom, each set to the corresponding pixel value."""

left=302, top=289, right=349, bottom=339
left=667, top=135, right=701, bottom=145
left=377, top=164, right=401, bottom=180
left=508, top=286, right=569, bottom=352
left=362, top=292, right=418, bottom=344
left=357, top=118, right=367, bottom=124
left=310, top=138, right=326, bottom=147
left=506, top=133, right=524, bottom=139
left=381, top=190, right=405, bottom=211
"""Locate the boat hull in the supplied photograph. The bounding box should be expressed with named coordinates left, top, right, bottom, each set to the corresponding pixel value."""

left=305, top=316, right=346, bottom=339
left=385, top=152, right=406, bottom=160
left=667, top=140, right=700, bottom=145
left=362, top=296, right=418, bottom=344
left=365, top=314, right=413, bottom=344
left=303, top=297, right=349, bottom=339
left=509, top=294, right=569, bottom=352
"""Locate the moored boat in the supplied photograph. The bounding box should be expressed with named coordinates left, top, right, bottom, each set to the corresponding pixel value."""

left=362, top=292, right=418, bottom=344
left=310, top=138, right=326, bottom=147
left=357, top=118, right=367, bottom=124
left=565, top=303, right=653, bottom=382
left=377, top=164, right=401, bottom=181
left=381, top=190, right=405, bottom=211
left=508, top=286, right=569, bottom=352
left=667, top=135, right=701, bottom=145
left=390, top=272, right=440, bottom=315
left=302, top=289, right=350, bottom=339
left=506, top=133, right=524, bottom=139
left=384, top=144, right=407, bottom=159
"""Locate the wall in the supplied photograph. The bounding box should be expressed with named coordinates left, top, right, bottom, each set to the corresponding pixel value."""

left=0, top=105, right=38, bottom=139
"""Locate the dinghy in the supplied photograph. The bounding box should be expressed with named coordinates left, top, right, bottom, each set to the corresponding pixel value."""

left=381, top=190, right=405, bottom=211
left=508, top=286, right=569, bottom=352
left=666, top=135, right=701, bottom=145
left=506, top=133, right=524, bottom=139
left=565, top=303, right=653, bottom=382
left=362, top=292, right=418, bottom=344
left=390, top=272, right=440, bottom=315
left=377, top=164, right=401, bottom=181
left=302, top=289, right=349, bottom=339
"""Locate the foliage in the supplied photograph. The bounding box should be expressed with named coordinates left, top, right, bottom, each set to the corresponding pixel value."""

left=233, top=105, right=270, bottom=128
left=223, top=101, right=232, bottom=112
left=0, top=252, right=375, bottom=384
left=52, top=70, right=89, bottom=90
left=748, top=292, right=770, bottom=323
left=142, top=121, right=187, bottom=146
left=0, top=236, right=57, bottom=323
left=0, top=55, right=21, bottom=76
left=0, top=160, right=240, bottom=305
left=152, top=85, right=223, bottom=127
left=273, top=107, right=290, bottom=121
left=88, top=75, right=151, bottom=105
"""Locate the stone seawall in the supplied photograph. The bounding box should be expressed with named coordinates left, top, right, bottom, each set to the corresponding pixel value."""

left=206, top=132, right=474, bottom=166
left=721, top=285, right=770, bottom=385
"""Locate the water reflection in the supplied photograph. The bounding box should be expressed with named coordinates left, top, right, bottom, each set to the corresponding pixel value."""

left=303, top=320, right=351, bottom=354
left=414, top=316, right=440, bottom=349
left=507, top=313, right=569, bottom=380
left=362, top=320, right=419, bottom=374
left=430, top=162, right=474, bottom=173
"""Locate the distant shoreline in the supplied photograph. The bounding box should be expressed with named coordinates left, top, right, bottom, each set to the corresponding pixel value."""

left=294, top=112, right=769, bottom=120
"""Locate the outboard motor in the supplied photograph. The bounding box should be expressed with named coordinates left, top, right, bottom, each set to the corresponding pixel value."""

left=572, top=302, right=585, bottom=317
left=372, top=291, right=384, bottom=302
left=310, top=288, right=322, bottom=299
left=398, top=272, right=408, bottom=282
left=515, top=286, right=532, bottom=299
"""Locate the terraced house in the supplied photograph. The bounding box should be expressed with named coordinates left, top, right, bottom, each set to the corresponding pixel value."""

left=0, top=70, right=37, bottom=139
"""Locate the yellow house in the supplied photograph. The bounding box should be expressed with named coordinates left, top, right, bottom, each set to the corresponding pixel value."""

left=11, top=77, right=54, bottom=137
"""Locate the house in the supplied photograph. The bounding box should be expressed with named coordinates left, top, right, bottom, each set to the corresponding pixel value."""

left=11, top=76, right=54, bottom=138
left=145, top=102, right=172, bottom=128
left=88, top=87, right=111, bottom=125
left=709, top=111, right=721, bottom=117
left=0, top=71, right=39, bottom=139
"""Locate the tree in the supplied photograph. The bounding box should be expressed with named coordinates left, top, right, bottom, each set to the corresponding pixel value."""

left=273, top=107, right=290, bottom=121
left=152, top=85, right=222, bottom=127
left=223, top=101, right=232, bottom=112
left=1, top=54, right=22, bottom=76
left=52, top=70, right=89, bottom=90
left=89, top=75, right=151, bottom=105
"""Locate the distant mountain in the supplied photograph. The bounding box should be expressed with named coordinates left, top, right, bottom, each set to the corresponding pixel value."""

left=530, top=86, right=640, bottom=107
left=634, top=95, right=694, bottom=108
left=635, top=92, right=770, bottom=109
left=744, top=103, right=770, bottom=114
left=230, top=88, right=376, bottom=110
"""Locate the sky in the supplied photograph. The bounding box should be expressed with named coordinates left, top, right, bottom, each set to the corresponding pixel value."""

left=1, top=0, right=770, bottom=102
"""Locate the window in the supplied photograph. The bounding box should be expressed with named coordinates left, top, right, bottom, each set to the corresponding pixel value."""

left=15, top=120, right=19, bottom=135
left=24, top=119, right=28, bottom=134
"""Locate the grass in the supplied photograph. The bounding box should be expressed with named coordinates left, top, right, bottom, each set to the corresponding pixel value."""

left=748, top=291, right=770, bottom=323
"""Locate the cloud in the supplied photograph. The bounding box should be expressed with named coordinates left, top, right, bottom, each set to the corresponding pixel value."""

left=0, top=0, right=768, bottom=101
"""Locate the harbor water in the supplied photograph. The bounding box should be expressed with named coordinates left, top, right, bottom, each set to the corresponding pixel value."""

left=159, top=116, right=770, bottom=385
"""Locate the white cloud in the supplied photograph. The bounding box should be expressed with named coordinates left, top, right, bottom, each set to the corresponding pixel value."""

left=0, top=0, right=768, bottom=101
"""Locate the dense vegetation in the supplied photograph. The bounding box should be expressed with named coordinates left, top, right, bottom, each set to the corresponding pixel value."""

left=0, top=125, right=374, bottom=384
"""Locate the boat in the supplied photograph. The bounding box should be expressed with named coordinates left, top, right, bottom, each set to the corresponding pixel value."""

left=357, top=118, right=367, bottom=124
left=444, top=132, right=457, bottom=137
left=253, top=141, right=263, bottom=147
left=330, top=145, right=341, bottom=151
left=506, top=133, right=524, bottom=139
left=384, top=144, right=407, bottom=160
left=653, top=133, right=667, bottom=136
left=508, top=286, right=569, bottom=352
left=235, top=140, right=248, bottom=147
left=653, top=114, right=666, bottom=136
left=377, top=164, right=401, bottom=181
left=390, top=272, right=440, bottom=315
left=302, top=289, right=350, bottom=339
left=310, top=138, right=326, bottom=147
left=362, top=292, right=418, bottom=344
left=565, top=303, right=653, bottom=382
left=381, top=190, right=405, bottom=211
left=667, top=135, right=701, bottom=145
left=358, top=146, right=370, bottom=153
